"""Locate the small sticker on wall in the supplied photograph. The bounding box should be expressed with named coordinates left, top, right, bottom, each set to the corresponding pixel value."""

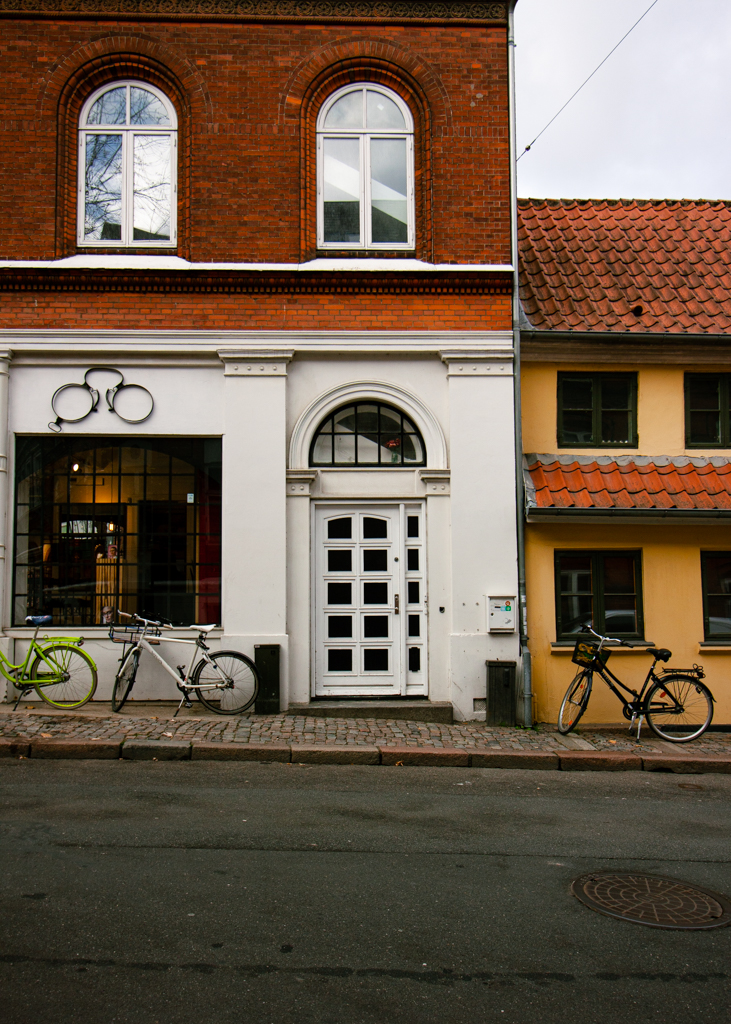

left=187, top=493, right=195, bottom=504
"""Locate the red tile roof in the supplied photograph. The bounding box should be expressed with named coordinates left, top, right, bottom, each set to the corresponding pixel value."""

left=525, top=455, right=731, bottom=513
left=518, top=199, right=731, bottom=335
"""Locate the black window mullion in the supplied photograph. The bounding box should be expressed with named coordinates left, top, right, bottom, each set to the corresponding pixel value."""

left=594, top=553, right=605, bottom=632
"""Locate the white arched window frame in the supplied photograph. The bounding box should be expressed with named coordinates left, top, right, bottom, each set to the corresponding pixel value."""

left=78, top=81, right=178, bottom=247
left=316, top=83, right=414, bottom=250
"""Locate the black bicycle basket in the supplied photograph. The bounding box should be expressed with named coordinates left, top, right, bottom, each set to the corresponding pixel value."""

left=109, top=622, right=161, bottom=645
left=571, top=639, right=610, bottom=668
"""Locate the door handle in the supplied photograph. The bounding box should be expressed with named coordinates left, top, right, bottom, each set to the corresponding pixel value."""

left=395, top=594, right=400, bottom=615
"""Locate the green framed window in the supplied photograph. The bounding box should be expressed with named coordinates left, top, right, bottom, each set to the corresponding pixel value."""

left=555, top=550, right=644, bottom=639
left=685, top=375, right=731, bottom=447
left=701, top=552, right=731, bottom=639
left=557, top=373, right=637, bottom=447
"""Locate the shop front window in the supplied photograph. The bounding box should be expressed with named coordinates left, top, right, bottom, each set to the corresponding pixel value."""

left=14, top=437, right=221, bottom=627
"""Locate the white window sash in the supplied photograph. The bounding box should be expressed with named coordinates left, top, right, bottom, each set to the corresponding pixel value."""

left=318, top=132, right=413, bottom=250
left=77, top=82, right=177, bottom=248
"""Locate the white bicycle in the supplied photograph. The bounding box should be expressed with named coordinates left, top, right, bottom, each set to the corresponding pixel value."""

left=110, top=611, right=259, bottom=716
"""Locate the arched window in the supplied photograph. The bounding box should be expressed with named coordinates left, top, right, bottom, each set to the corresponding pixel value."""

left=78, top=82, right=177, bottom=246
left=310, top=402, right=426, bottom=466
left=317, top=84, right=414, bottom=250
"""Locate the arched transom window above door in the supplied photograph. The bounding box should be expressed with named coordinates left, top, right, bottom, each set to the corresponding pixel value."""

left=317, top=84, right=414, bottom=250
left=310, top=402, right=426, bottom=467
left=78, top=82, right=177, bottom=247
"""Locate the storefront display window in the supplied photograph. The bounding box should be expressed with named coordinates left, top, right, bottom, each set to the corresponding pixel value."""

left=14, top=437, right=221, bottom=627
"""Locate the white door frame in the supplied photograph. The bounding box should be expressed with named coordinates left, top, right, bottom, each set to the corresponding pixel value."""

left=311, top=500, right=427, bottom=698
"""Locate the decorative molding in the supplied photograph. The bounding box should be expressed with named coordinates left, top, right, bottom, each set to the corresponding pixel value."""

left=289, top=379, right=448, bottom=470
left=420, top=468, right=450, bottom=495
left=440, top=347, right=514, bottom=375
left=218, top=348, right=294, bottom=375
left=0, top=268, right=511, bottom=297
left=286, top=469, right=318, bottom=495
left=0, top=0, right=507, bottom=23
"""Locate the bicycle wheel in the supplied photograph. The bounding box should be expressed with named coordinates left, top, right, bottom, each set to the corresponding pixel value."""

left=31, top=644, right=97, bottom=708
left=193, top=650, right=259, bottom=714
left=558, top=669, right=592, bottom=734
left=646, top=676, right=714, bottom=742
left=112, top=647, right=139, bottom=712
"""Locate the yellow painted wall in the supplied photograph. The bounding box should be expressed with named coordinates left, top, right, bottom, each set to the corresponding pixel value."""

left=522, top=363, right=728, bottom=457
left=526, top=523, right=731, bottom=726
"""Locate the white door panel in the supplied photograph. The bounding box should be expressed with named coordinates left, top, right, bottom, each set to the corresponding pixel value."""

left=314, top=503, right=426, bottom=697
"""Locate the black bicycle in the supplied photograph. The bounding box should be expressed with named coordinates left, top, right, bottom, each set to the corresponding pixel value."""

left=558, top=625, right=714, bottom=742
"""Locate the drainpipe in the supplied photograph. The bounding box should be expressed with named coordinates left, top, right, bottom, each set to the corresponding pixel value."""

left=507, top=1, right=532, bottom=726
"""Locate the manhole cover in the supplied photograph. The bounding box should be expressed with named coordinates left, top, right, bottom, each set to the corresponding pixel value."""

left=572, top=873, right=731, bottom=930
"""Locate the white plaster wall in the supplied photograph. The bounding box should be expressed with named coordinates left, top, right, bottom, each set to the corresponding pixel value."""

left=447, top=371, right=520, bottom=720
left=9, top=363, right=224, bottom=436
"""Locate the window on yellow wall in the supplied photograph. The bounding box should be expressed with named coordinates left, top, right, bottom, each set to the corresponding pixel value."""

left=701, top=552, right=731, bottom=639
left=685, top=375, right=731, bottom=447
left=554, top=551, right=644, bottom=640
left=557, top=373, right=637, bottom=448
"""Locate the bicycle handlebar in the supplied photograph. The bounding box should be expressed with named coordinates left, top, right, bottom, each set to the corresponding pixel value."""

left=579, top=624, right=632, bottom=647
left=115, top=610, right=172, bottom=630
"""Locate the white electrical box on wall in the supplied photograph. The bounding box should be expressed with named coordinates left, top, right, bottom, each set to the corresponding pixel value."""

left=487, top=596, right=516, bottom=632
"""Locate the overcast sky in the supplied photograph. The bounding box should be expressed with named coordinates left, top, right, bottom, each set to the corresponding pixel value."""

left=514, top=0, right=731, bottom=200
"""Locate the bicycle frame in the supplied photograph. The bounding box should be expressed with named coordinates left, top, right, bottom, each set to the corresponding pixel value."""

left=8, top=621, right=87, bottom=708
left=120, top=621, right=233, bottom=717
left=578, top=626, right=695, bottom=738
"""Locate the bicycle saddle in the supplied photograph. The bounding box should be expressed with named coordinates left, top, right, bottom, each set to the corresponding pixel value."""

left=25, top=615, right=52, bottom=626
left=647, top=647, right=672, bottom=662
left=192, top=624, right=217, bottom=633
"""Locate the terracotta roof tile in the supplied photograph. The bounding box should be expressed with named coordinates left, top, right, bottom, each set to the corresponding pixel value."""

left=518, top=199, right=731, bottom=334
left=525, top=456, right=731, bottom=512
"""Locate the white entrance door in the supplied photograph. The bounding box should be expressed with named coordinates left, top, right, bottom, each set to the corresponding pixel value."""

left=314, top=503, right=427, bottom=697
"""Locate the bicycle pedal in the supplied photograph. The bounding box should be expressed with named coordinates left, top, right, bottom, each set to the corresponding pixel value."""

left=183, top=700, right=193, bottom=709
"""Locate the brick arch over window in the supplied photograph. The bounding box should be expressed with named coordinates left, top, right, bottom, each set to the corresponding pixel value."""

left=41, top=38, right=211, bottom=259
left=283, top=41, right=449, bottom=263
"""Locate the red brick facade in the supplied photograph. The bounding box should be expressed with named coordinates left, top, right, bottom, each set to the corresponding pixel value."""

left=0, top=5, right=513, bottom=330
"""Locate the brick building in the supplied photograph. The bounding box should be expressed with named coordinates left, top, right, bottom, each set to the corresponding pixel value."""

left=0, top=0, right=521, bottom=720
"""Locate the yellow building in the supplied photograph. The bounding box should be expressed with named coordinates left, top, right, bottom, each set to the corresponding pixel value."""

left=518, top=198, right=731, bottom=727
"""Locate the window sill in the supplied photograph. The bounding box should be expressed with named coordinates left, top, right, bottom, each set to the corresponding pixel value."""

left=550, top=641, right=653, bottom=653
left=699, top=642, right=731, bottom=650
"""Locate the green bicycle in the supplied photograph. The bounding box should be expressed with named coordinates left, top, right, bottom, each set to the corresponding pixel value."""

left=8, top=615, right=98, bottom=709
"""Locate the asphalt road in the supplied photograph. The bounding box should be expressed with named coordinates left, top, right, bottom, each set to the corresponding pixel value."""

left=0, top=761, right=729, bottom=1024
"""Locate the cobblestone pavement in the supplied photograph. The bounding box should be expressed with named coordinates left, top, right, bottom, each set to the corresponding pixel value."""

left=1, top=705, right=730, bottom=754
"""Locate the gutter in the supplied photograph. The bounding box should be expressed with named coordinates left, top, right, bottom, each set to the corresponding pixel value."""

left=526, top=507, right=731, bottom=521
left=507, top=0, right=532, bottom=727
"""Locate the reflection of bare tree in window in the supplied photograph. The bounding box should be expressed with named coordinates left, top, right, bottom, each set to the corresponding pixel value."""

left=80, top=83, right=176, bottom=245
left=133, top=136, right=171, bottom=240
left=87, top=87, right=126, bottom=125
left=84, top=135, right=122, bottom=240
left=130, top=87, right=171, bottom=126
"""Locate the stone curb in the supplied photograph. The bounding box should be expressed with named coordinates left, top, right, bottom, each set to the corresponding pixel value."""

left=379, top=746, right=470, bottom=766
left=0, top=738, right=729, bottom=772
left=191, top=742, right=290, bottom=762
left=559, top=751, right=642, bottom=772
left=291, top=744, right=380, bottom=765
left=121, top=739, right=191, bottom=760
left=0, top=738, right=31, bottom=757
left=31, top=739, right=122, bottom=759
left=641, top=754, right=731, bottom=774
left=471, top=751, right=559, bottom=770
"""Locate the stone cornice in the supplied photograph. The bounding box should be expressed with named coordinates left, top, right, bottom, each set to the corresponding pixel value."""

left=0, top=0, right=507, bottom=24
left=0, top=267, right=512, bottom=296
